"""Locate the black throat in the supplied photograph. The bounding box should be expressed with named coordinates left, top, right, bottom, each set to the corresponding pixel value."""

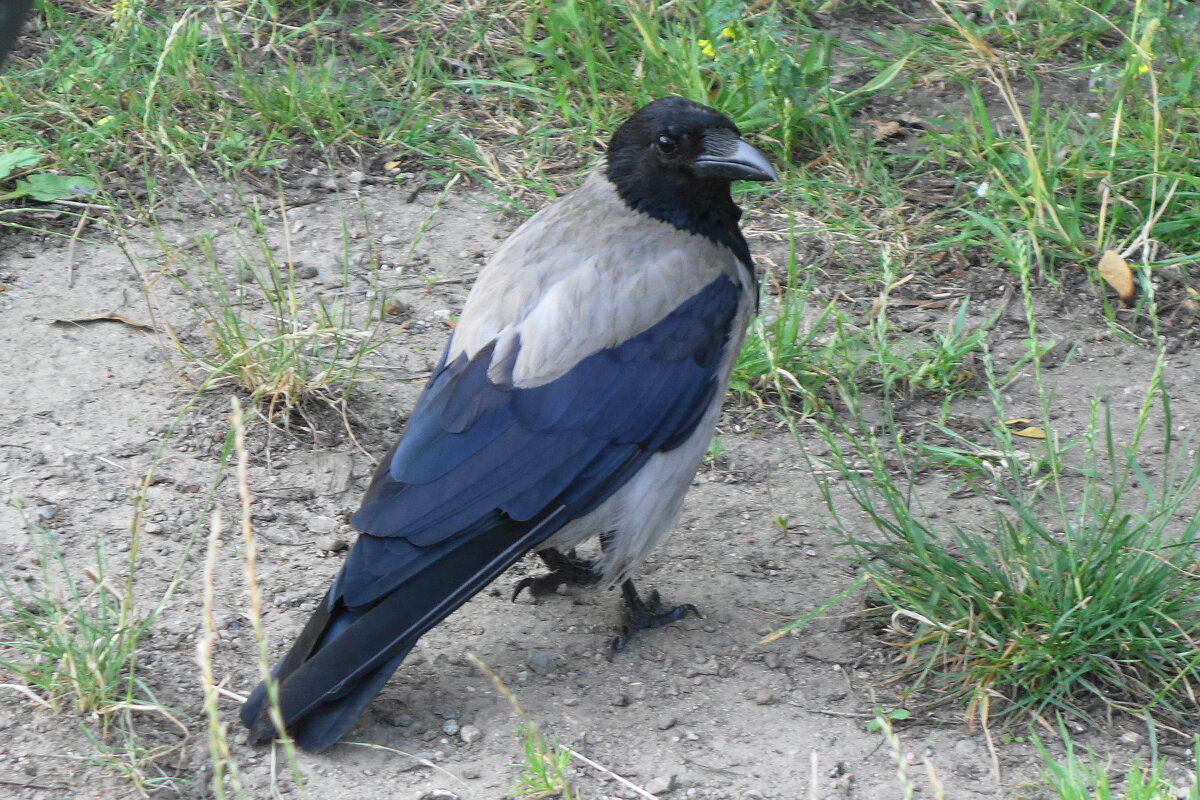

left=605, top=161, right=755, bottom=269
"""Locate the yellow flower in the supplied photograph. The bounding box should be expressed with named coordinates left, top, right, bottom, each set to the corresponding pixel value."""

left=719, top=26, right=736, bottom=40
left=698, top=39, right=716, bottom=58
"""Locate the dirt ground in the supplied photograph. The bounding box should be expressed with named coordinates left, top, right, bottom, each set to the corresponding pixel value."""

left=2, top=156, right=1198, bottom=800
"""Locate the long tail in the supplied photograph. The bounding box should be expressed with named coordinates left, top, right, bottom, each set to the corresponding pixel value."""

left=240, top=509, right=565, bottom=751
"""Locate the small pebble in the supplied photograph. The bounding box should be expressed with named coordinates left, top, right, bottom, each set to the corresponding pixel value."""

left=387, top=711, right=414, bottom=728
left=954, top=738, right=978, bottom=755
left=645, top=774, right=675, bottom=794
left=754, top=689, right=776, bottom=705
left=441, top=719, right=459, bottom=736
left=527, top=649, right=560, bottom=677
left=307, top=515, right=339, bottom=535
left=656, top=714, right=677, bottom=730
left=684, top=659, right=720, bottom=677
left=418, top=791, right=459, bottom=800
left=296, top=264, right=319, bottom=279
left=459, top=724, right=482, bottom=744
left=315, top=534, right=348, bottom=553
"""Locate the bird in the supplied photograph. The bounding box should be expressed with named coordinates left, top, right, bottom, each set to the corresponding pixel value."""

left=240, top=96, right=777, bottom=751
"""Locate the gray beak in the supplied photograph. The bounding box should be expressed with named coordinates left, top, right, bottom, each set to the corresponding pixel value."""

left=692, top=138, right=778, bottom=182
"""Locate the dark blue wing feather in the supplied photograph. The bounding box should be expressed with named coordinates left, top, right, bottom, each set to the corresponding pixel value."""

left=342, top=273, right=740, bottom=606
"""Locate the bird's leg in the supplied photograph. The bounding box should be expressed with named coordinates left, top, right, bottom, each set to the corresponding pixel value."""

left=512, top=548, right=601, bottom=601
left=606, top=578, right=699, bottom=661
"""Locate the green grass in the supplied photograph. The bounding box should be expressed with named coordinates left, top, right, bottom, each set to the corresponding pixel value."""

left=2, top=0, right=447, bottom=176
left=733, top=245, right=996, bottom=416
left=0, top=514, right=149, bottom=717
left=0, top=501, right=190, bottom=793
left=7, top=0, right=1197, bottom=287
left=867, top=0, right=1200, bottom=282
left=1038, top=722, right=1199, bottom=800
left=149, top=193, right=391, bottom=419
left=807, top=307, right=1200, bottom=733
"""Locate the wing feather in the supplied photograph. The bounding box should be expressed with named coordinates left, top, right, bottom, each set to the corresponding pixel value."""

left=342, top=272, right=741, bottom=606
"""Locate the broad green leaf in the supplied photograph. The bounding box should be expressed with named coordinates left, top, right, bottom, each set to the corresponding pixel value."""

left=13, top=173, right=98, bottom=202
left=0, top=147, right=42, bottom=181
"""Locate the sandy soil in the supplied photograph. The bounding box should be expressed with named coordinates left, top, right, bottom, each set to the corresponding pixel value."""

left=1, top=159, right=1197, bottom=800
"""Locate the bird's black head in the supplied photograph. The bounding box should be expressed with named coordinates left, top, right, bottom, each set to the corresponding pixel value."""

left=605, top=97, right=776, bottom=258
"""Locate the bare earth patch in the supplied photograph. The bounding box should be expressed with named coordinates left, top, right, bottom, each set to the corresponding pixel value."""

left=1, top=174, right=1196, bottom=799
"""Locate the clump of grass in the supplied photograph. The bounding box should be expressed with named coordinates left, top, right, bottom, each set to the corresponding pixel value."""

left=134, top=189, right=402, bottom=420
left=0, top=504, right=149, bottom=717
left=512, top=725, right=577, bottom=800
left=0, top=500, right=189, bottom=793
left=167, top=240, right=370, bottom=418
left=735, top=249, right=994, bottom=416
left=1037, top=720, right=1199, bottom=800
left=816, top=347, right=1200, bottom=731
left=733, top=275, right=849, bottom=412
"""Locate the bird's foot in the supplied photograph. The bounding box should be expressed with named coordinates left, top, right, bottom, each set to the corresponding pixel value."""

left=512, top=548, right=600, bottom=602
left=607, top=579, right=699, bottom=661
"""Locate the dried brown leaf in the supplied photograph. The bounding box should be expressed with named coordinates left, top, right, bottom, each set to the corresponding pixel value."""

left=1098, top=250, right=1134, bottom=302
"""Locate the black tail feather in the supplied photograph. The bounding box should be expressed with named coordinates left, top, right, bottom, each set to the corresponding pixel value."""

left=241, top=508, right=565, bottom=750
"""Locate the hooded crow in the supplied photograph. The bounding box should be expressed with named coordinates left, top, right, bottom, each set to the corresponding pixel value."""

left=241, top=96, right=777, bottom=751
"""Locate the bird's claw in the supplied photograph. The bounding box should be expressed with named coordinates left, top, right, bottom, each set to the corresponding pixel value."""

left=606, top=583, right=700, bottom=661
left=511, top=574, right=564, bottom=602
left=512, top=548, right=600, bottom=603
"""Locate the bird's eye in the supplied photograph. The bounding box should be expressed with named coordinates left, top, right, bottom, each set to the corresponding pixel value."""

left=655, top=134, right=678, bottom=154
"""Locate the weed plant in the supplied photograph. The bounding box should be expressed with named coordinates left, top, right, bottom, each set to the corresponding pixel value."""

left=0, top=504, right=189, bottom=792
left=814, top=342, right=1200, bottom=731
left=160, top=208, right=381, bottom=419
left=1037, top=721, right=1200, bottom=800
left=0, top=515, right=148, bottom=717
left=734, top=250, right=994, bottom=415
